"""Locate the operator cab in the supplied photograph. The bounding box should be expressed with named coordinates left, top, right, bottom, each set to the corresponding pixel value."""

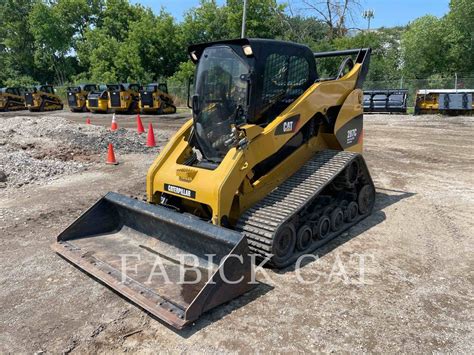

left=188, top=38, right=317, bottom=163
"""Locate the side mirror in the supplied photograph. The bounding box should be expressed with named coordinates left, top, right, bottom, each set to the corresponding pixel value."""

left=187, top=76, right=194, bottom=109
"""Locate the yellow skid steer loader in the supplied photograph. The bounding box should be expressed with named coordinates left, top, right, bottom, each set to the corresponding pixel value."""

left=25, top=85, right=63, bottom=112
left=67, top=84, right=97, bottom=112
left=139, top=83, right=177, bottom=114
left=53, top=39, right=374, bottom=329
left=108, top=83, right=140, bottom=114
left=87, top=84, right=109, bottom=113
left=0, top=87, right=27, bottom=111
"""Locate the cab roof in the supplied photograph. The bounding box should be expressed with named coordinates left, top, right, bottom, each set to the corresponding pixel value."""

left=188, top=38, right=315, bottom=65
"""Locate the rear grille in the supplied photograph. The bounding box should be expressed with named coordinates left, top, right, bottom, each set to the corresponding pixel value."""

left=68, top=93, right=77, bottom=107
left=110, top=92, right=121, bottom=107
left=25, top=93, right=33, bottom=105
left=141, top=92, right=153, bottom=106
left=88, top=98, right=98, bottom=107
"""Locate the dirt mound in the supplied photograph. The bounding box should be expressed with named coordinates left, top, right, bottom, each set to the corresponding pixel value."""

left=0, top=115, right=162, bottom=188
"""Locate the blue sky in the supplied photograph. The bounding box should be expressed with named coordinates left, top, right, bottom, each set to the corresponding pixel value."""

left=131, top=0, right=450, bottom=28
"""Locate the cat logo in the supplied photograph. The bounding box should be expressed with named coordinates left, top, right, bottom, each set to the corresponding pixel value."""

left=283, top=121, right=294, bottom=132
left=275, top=114, right=300, bottom=135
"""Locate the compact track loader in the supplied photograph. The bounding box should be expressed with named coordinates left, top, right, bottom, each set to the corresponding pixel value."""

left=25, top=85, right=63, bottom=112
left=108, top=83, right=140, bottom=113
left=414, top=89, right=474, bottom=115
left=67, top=84, right=97, bottom=112
left=139, top=83, right=177, bottom=114
left=87, top=85, right=109, bottom=113
left=0, top=87, right=27, bottom=111
left=53, top=39, right=375, bottom=329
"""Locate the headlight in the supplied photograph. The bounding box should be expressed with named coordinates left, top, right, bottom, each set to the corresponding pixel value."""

left=243, top=45, right=253, bottom=56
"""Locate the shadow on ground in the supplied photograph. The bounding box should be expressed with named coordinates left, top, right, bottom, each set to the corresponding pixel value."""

left=166, top=282, right=274, bottom=338
left=276, top=188, right=416, bottom=273
left=173, top=187, right=414, bottom=336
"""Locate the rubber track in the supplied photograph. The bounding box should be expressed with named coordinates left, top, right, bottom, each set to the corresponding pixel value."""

left=235, top=149, right=372, bottom=268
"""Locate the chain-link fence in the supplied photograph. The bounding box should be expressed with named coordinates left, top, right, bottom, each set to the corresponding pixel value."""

left=364, top=75, right=474, bottom=108
left=52, top=75, right=474, bottom=110
left=167, top=75, right=474, bottom=109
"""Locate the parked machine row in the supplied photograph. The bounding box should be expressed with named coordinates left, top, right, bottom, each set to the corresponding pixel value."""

left=0, top=85, right=63, bottom=112
left=69, top=82, right=176, bottom=114
left=0, top=83, right=176, bottom=114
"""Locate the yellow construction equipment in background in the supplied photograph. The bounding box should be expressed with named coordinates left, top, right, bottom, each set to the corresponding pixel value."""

left=67, top=84, right=97, bottom=112
left=139, top=83, right=176, bottom=114
left=54, top=39, right=375, bottom=329
left=25, top=85, right=63, bottom=112
left=0, top=87, right=27, bottom=111
left=86, top=85, right=109, bottom=113
left=415, top=89, right=474, bottom=115
left=108, top=83, right=140, bottom=113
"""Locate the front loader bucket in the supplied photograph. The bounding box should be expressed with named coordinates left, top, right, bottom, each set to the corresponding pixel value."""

left=52, top=192, right=253, bottom=329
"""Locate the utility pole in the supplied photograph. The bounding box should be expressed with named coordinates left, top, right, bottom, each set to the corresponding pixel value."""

left=241, top=0, right=248, bottom=38
left=362, top=9, right=375, bottom=31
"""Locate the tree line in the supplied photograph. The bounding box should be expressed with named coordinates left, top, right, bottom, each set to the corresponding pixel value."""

left=0, top=0, right=472, bottom=89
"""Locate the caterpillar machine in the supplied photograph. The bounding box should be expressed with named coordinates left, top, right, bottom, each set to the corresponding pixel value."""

left=25, top=85, right=63, bottom=112
left=53, top=39, right=375, bottom=329
left=139, top=82, right=177, bottom=114
left=67, top=84, right=97, bottom=112
left=86, top=84, right=109, bottom=113
left=414, top=89, right=474, bottom=115
left=108, top=83, right=140, bottom=113
left=0, top=87, right=27, bottom=111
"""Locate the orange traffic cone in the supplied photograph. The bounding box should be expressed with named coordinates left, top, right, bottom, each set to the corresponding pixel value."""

left=86, top=118, right=91, bottom=124
left=106, top=143, right=118, bottom=165
left=146, top=123, right=156, bottom=147
left=136, top=114, right=145, bottom=134
left=110, top=113, right=118, bottom=131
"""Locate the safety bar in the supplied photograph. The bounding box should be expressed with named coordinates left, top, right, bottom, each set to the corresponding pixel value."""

left=314, top=48, right=372, bottom=89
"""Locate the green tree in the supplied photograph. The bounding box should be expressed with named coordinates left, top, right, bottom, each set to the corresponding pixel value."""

left=226, top=0, right=286, bottom=38
left=277, top=15, right=328, bottom=46
left=334, top=27, right=404, bottom=81
left=401, top=16, right=447, bottom=79
left=0, top=0, right=37, bottom=86
left=114, top=9, right=181, bottom=82
left=445, top=0, right=474, bottom=74
left=75, top=0, right=146, bottom=82
left=29, top=1, right=77, bottom=84
left=180, top=0, right=231, bottom=46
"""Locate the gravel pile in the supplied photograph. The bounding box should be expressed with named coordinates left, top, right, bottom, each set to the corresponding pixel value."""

left=0, top=151, right=87, bottom=188
left=0, top=115, right=163, bottom=189
left=0, top=115, right=164, bottom=154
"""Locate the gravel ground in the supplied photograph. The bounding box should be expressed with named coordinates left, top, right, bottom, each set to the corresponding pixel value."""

left=0, top=112, right=472, bottom=353
left=0, top=115, right=165, bottom=188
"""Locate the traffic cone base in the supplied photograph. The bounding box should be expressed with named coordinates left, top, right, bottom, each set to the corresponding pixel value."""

left=106, top=143, right=119, bottom=165
left=136, top=114, right=145, bottom=134
left=146, top=122, right=156, bottom=147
